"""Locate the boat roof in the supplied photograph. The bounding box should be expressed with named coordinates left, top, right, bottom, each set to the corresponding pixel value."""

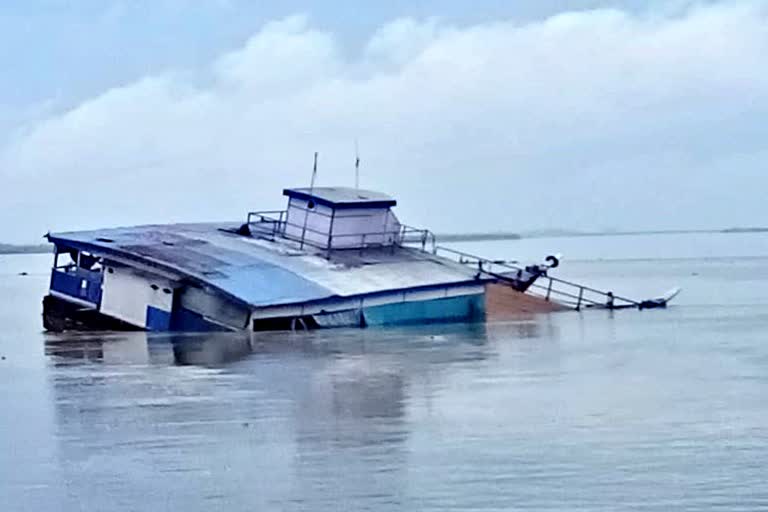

left=47, top=223, right=483, bottom=309
left=283, top=187, right=396, bottom=209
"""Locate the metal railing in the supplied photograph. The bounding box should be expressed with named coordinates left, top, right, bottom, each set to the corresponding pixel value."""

left=246, top=209, right=436, bottom=257
left=247, top=210, right=287, bottom=239
left=433, top=246, right=640, bottom=311
left=246, top=209, right=639, bottom=309
left=400, top=225, right=437, bottom=252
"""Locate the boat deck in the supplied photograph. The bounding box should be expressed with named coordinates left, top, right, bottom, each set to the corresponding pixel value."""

left=47, top=223, right=486, bottom=309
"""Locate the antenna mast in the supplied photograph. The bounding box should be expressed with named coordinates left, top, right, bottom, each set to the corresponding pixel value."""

left=300, top=152, right=319, bottom=249
left=354, top=140, right=360, bottom=190
left=310, top=151, right=318, bottom=191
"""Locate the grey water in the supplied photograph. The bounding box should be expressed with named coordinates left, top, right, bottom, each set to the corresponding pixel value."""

left=2, top=232, right=768, bottom=511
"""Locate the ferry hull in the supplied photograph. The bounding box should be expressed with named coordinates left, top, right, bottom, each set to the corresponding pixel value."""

left=42, top=295, right=142, bottom=333
left=43, top=292, right=491, bottom=333
left=42, top=284, right=566, bottom=333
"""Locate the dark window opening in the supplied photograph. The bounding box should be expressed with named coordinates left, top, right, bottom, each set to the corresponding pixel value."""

left=252, top=315, right=318, bottom=332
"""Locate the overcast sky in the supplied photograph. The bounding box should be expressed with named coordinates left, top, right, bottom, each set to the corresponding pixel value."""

left=1, top=0, right=765, bottom=243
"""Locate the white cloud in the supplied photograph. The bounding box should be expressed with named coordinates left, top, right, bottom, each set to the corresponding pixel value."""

left=2, top=2, right=768, bottom=242
left=364, top=17, right=445, bottom=67
left=214, top=15, right=342, bottom=94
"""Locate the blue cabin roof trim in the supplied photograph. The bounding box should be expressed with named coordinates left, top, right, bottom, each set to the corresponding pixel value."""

left=283, top=187, right=397, bottom=209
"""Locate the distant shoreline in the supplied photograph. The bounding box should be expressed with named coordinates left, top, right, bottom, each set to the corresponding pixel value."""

left=1, top=227, right=765, bottom=254
left=720, top=227, right=768, bottom=234
left=0, top=244, right=52, bottom=255
left=437, top=227, right=768, bottom=243
left=437, top=233, right=522, bottom=242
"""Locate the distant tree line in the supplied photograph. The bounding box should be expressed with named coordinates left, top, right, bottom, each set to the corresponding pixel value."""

left=0, top=243, right=51, bottom=255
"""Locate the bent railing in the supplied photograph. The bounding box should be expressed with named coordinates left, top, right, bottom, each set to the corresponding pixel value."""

left=433, top=246, right=639, bottom=311
left=246, top=210, right=642, bottom=310
left=246, top=210, right=436, bottom=256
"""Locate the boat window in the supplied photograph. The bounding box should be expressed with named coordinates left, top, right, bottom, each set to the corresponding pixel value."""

left=55, top=250, right=77, bottom=270
left=79, top=252, right=101, bottom=271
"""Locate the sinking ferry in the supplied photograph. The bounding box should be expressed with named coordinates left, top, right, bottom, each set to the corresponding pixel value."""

left=43, top=186, right=677, bottom=332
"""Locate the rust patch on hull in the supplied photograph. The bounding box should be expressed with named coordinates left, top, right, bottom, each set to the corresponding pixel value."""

left=485, top=282, right=568, bottom=321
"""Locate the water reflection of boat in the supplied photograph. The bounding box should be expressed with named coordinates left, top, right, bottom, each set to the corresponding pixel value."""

left=45, top=332, right=149, bottom=364
left=44, top=332, right=252, bottom=366
left=45, top=322, right=524, bottom=365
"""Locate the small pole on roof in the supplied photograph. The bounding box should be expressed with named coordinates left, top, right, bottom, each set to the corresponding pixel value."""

left=354, top=139, right=360, bottom=190
left=310, top=151, right=318, bottom=191
left=300, top=152, right=319, bottom=249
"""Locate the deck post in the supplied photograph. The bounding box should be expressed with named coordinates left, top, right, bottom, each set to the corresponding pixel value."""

left=545, top=279, right=553, bottom=301
left=327, top=210, right=336, bottom=259
left=576, top=287, right=584, bottom=311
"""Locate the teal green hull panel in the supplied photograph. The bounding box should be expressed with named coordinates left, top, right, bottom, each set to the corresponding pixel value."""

left=362, top=294, right=485, bottom=326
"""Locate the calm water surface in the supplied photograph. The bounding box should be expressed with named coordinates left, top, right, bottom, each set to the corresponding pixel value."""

left=1, top=232, right=768, bottom=511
